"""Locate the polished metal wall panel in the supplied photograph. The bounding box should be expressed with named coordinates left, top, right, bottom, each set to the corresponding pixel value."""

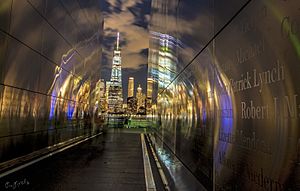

left=0, top=1, right=12, bottom=84
left=214, top=1, right=300, bottom=190
left=10, top=0, right=44, bottom=51
left=41, top=22, right=73, bottom=68
left=213, top=0, right=249, bottom=33
left=45, top=1, right=78, bottom=45
left=0, top=33, right=6, bottom=84
left=0, top=0, right=103, bottom=163
left=0, top=0, right=12, bottom=32
left=150, top=0, right=300, bottom=190
left=38, top=59, right=56, bottom=94
left=4, top=39, right=45, bottom=91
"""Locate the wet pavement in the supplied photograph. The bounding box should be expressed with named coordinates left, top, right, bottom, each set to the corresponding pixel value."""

left=0, top=128, right=146, bottom=191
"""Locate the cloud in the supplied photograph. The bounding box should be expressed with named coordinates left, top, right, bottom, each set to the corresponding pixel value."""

left=122, top=52, right=147, bottom=69
left=101, top=0, right=151, bottom=71
left=107, top=0, right=137, bottom=12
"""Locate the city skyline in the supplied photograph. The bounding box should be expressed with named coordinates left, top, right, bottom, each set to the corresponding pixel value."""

left=107, top=32, right=123, bottom=113
left=106, top=32, right=150, bottom=102
left=99, top=0, right=151, bottom=99
left=104, top=32, right=152, bottom=114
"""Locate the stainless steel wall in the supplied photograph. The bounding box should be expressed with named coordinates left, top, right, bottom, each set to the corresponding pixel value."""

left=0, top=0, right=103, bottom=163
left=149, top=0, right=300, bottom=190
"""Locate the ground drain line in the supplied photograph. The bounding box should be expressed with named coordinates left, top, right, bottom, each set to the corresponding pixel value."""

left=146, top=134, right=170, bottom=191
left=141, top=133, right=157, bottom=191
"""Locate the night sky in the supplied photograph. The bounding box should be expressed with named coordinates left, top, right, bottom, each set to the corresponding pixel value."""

left=98, top=0, right=152, bottom=100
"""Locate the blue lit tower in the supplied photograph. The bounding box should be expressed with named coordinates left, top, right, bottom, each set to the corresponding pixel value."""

left=108, top=32, right=123, bottom=113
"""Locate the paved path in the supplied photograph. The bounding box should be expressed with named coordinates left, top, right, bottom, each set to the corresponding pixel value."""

left=0, top=129, right=146, bottom=191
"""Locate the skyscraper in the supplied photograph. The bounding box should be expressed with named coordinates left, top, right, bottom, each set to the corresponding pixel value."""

left=147, top=78, right=153, bottom=99
left=137, top=85, right=142, bottom=100
left=127, top=77, right=136, bottom=115
left=136, top=84, right=146, bottom=114
left=110, top=32, right=122, bottom=83
left=128, top=77, right=134, bottom=98
left=108, top=32, right=123, bottom=113
left=146, top=78, right=154, bottom=114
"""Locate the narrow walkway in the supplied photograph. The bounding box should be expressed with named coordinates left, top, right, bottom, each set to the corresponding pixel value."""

left=0, top=129, right=147, bottom=191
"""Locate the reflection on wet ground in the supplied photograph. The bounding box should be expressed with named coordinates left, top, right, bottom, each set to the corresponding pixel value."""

left=0, top=128, right=147, bottom=191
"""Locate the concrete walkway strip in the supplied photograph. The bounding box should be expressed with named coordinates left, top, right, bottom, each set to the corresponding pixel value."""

left=0, top=132, right=102, bottom=179
left=141, top=133, right=157, bottom=191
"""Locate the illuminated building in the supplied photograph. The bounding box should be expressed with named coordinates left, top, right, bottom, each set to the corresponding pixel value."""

left=147, top=78, right=153, bottom=99
left=122, top=103, right=128, bottom=112
left=136, top=84, right=143, bottom=106
left=105, top=81, right=112, bottom=99
left=128, top=77, right=134, bottom=98
left=136, top=84, right=146, bottom=114
left=126, top=77, right=136, bottom=114
left=127, top=97, right=137, bottom=114
left=107, top=32, right=123, bottom=113
left=146, top=78, right=154, bottom=114
left=148, top=31, right=179, bottom=101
